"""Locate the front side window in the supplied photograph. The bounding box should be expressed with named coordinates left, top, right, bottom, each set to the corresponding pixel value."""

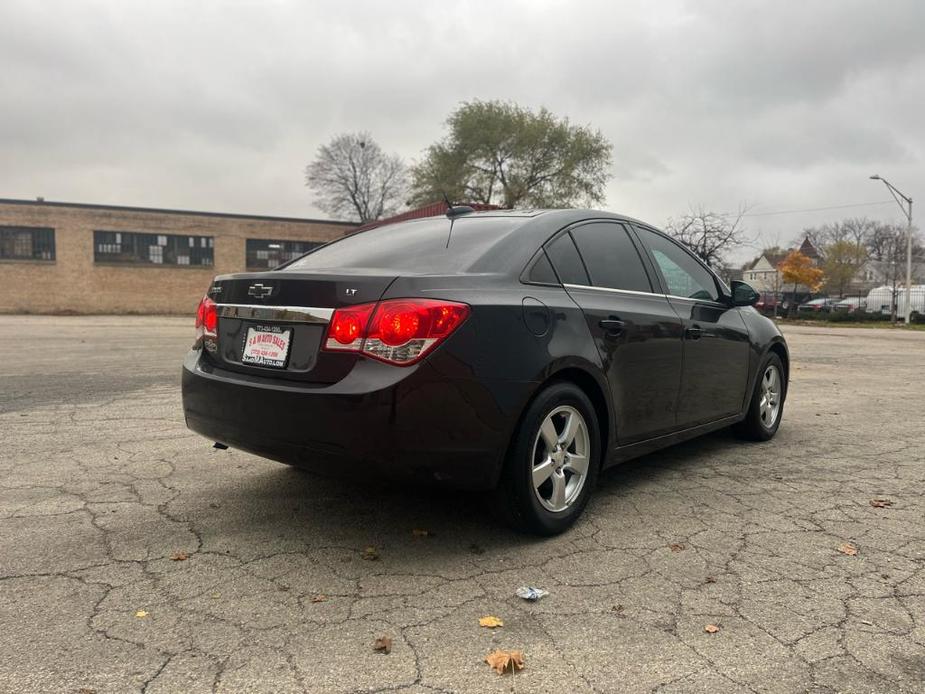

left=0, top=226, right=55, bottom=261
left=569, top=222, right=652, bottom=293
left=246, top=239, right=324, bottom=271
left=94, top=230, right=213, bottom=266
left=635, top=227, right=720, bottom=302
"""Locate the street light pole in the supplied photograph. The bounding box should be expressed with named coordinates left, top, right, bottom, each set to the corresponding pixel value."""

left=870, top=175, right=914, bottom=324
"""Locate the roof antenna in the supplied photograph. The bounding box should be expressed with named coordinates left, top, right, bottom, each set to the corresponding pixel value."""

left=444, top=191, right=475, bottom=220
left=441, top=191, right=475, bottom=248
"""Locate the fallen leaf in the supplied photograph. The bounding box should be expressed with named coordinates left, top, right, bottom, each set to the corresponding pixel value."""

left=412, top=528, right=431, bottom=537
left=77, top=688, right=96, bottom=694
left=310, top=594, right=327, bottom=603
left=838, top=543, right=859, bottom=556
left=611, top=604, right=624, bottom=614
left=169, top=551, right=189, bottom=561
left=485, top=649, right=525, bottom=675
left=669, top=543, right=686, bottom=552
left=373, top=636, right=392, bottom=654
left=705, top=576, right=717, bottom=584
left=210, top=593, right=221, bottom=600
left=479, top=615, right=504, bottom=628
left=362, top=546, right=380, bottom=561
left=869, top=498, right=893, bottom=508
left=704, top=624, right=720, bottom=634
left=134, top=610, right=148, bottom=618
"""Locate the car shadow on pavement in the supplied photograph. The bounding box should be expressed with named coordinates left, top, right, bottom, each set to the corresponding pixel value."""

left=184, top=427, right=749, bottom=566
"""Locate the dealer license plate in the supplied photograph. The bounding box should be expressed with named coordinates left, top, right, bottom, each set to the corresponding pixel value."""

left=241, top=325, right=292, bottom=369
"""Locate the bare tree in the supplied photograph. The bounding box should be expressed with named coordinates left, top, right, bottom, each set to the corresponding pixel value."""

left=804, top=217, right=876, bottom=259
left=664, top=205, right=751, bottom=268
left=865, top=222, right=923, bottom=321
left=306, top=132, right=407, bottom=223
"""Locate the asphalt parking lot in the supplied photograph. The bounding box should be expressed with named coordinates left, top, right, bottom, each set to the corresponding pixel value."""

left=1, top=316, right=924, bottom=694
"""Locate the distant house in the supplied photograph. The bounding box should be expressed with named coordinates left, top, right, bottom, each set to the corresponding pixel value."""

left=856, top=259, right=925, bottom=291
left=743, top=251, right=789, bottom=293
left=797, top=237, right=820, bottom=261
left=743, top=237, right=821, bottom=296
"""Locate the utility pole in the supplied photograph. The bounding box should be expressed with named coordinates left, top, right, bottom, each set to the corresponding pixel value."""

left=870, top=175, right=914, bottom=324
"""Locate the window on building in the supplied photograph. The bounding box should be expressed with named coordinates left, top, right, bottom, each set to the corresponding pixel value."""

left=94, top=231, right=213, bottom=266
left=0, top=226, right=55, bottom=261
left=246, top=239, right=324, bottom=271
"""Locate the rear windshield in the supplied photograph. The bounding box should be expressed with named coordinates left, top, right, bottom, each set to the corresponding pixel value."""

left=284, top=216, right=523, bottom=273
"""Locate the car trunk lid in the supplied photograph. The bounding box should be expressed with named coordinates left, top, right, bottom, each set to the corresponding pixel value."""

left=205, top=271, right=397, bottom=383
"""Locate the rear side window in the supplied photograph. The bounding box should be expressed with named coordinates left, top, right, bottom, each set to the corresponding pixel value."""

left=545, top=233, right=589, bottom=285
left=570, top=222, right=652, bottom=292
left=524, top=251, right=559, bottom=285
left=635, top=227, right=720, bottom=302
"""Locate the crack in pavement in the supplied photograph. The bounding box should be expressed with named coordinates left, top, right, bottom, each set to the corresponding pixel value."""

left=1, top=318, right=924, bottom=693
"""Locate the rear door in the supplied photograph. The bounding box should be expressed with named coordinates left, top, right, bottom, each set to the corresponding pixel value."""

left=546, top=221, right=684, bottom=444
left=632, top=226, right=751, bottom=427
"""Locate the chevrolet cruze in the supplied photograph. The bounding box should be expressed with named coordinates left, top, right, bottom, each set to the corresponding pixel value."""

left=182, top=208, right=788, bottom=534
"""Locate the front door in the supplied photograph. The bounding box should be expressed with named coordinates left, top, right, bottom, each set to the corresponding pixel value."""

left=545, top=222, right=684, bottom=444
left=632, top=226, right=751, bottom=427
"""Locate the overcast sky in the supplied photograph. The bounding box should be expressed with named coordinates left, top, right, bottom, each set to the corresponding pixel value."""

left=2, top=0, right=923, bottom=261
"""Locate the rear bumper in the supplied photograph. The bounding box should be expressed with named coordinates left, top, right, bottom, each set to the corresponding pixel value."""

left=181, top=349, right=534, bottom=490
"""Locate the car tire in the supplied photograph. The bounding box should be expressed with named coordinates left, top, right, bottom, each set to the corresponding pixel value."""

left=735, top=352, right=786, bottom=441
left=495, top=381, right=601, bottom=535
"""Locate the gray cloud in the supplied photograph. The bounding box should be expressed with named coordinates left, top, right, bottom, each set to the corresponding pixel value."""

left=1, top=0, right=922, bottom=261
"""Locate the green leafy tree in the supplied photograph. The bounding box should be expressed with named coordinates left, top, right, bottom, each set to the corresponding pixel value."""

left=821, top=239, right=867, bottom=297
left=410, top=100, right=612, bottom=208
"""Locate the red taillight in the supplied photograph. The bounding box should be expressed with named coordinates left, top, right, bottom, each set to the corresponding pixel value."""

left=323, top=298, right=470, bottom=365
left=195, top=296, right=218, bottom=343
left=325, top=303, right=376, bottom=351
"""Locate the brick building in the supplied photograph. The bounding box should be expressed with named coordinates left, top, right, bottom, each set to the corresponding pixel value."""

left=0, top=198, right=356, bottom=314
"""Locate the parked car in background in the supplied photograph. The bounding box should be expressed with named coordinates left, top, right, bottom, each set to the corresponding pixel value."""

left=833, top=297, right=867, bottom=313
left=182, top=208, right=789, bottom=535
left=755, top=292, right=782, bottom=316
left=797, top=298, right=835, bottom=314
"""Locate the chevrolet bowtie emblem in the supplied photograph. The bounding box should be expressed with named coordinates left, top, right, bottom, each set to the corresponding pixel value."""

left=247, top=283, right=274, bottom=299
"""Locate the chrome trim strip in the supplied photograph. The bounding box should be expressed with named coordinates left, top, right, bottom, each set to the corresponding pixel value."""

left=563, top=284, right=728, bottom=307
left=563, top=284, right=659, bottom=298
left=664, top=294, right=728, bottom=307
left=216, top=303, right=334, bottom=324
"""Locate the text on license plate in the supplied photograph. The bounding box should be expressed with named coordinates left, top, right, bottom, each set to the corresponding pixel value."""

left=241, top=326, right=292, bottom=368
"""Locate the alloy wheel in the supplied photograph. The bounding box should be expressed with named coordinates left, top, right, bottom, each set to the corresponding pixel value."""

left=531, top=405, right=590, bottom=513
left=759, top=364, right=781, bottom=429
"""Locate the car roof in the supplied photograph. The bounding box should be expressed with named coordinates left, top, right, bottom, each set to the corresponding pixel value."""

left=305, top=208, right=662, bottom=277
left=458, top=208, right=664, bottom=274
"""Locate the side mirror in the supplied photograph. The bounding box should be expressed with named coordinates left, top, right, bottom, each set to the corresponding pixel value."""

left=730, top=280, right=760, bottom=307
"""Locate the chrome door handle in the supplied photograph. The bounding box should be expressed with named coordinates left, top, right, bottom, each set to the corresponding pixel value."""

left=599, top=318, right=625, bottom=336
left=685, top=326, right=703, bottom=340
